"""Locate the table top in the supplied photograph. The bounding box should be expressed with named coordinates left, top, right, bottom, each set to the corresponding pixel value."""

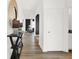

left=7, top=32, right=23, bottom=37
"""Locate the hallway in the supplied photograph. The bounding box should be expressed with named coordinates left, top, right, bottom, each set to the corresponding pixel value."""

left=20, top=32, right=72, bottom=59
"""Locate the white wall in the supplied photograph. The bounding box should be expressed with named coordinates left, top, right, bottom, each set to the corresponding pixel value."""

left=67, top=0, right=72, bottom=49
left=67, top=0, right=72, bottom=30
left=32, top=0, right=44, bottom=50
left=7, top=0, right=13, bottom=59
left=17, top=0, right=40, bottom=10
left=7, top=20, right=13, bottom=59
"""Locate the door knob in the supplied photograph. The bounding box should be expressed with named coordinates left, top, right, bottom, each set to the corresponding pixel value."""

left=48, top=31, right=50, bottom=33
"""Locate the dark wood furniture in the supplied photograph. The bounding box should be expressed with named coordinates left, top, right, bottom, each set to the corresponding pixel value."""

left=7, top=32, right=23, bottom=59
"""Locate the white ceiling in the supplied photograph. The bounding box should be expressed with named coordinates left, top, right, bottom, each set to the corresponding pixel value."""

left=15, top=0, right=72, bottom=19
left=15, top=0, right=41, bottom=19
left=16, top=0, right=41, bottom=10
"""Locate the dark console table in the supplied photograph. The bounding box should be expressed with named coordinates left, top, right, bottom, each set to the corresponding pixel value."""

left=7, top=32, right=23, bottom=59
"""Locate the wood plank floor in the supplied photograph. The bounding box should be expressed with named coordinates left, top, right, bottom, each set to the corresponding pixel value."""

left=20, top=32, right=72, bottom=59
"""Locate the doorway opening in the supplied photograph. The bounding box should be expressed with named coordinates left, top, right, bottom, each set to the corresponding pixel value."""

left=35, top=14, right=39, bottom=35
left=25, top=19, right=30, bottom=31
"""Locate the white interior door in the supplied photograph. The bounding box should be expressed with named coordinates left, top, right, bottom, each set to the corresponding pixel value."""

left=45, top=9, right=68, bottom=52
